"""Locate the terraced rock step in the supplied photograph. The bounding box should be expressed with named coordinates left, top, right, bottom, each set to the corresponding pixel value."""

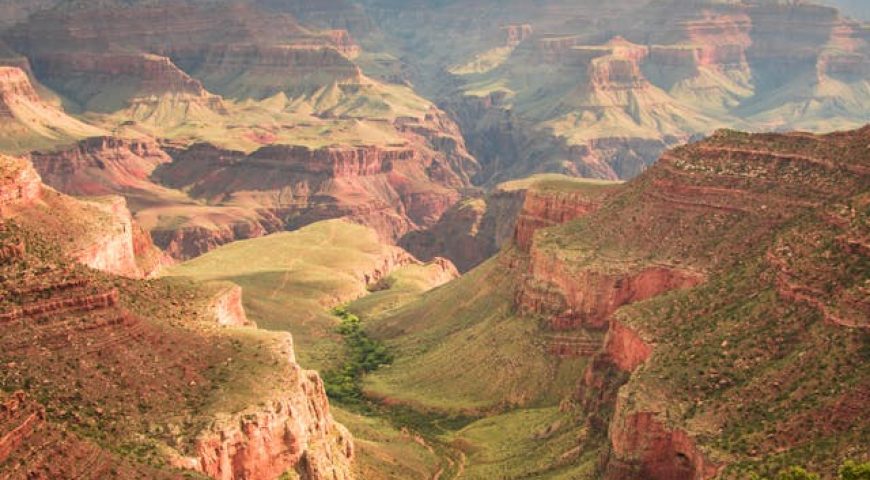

left=543, top=333, right=601, bottom=358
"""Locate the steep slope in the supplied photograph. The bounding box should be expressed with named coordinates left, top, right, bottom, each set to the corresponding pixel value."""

left=163, top=219, right=458, bottom=479
left=0, top=153, right=354, bottom=479
left=354, top=126, right=869, bottom=479
left=542, top=126, right=869, bottom=478
left=0, top=153, right=166, bottom=277
left=0, top=66, right=104, bottom=154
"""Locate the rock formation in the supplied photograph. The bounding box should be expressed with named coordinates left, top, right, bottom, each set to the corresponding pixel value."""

left=0, top=1, right=479, bottom=262
left=0, top=151, right=356, bottom=478
left=151, top=131, right=474, bottom=256
left=30, top=136, right=172, bottom=196
left=210, top=284, right=253, bottom=327
left=382, top=0, right=870, bottom=182
left=0, top=65, right=104, bottom=153
left=559, top=126, right=870, bottom=478
left=175, top=365, right=353, bottom=480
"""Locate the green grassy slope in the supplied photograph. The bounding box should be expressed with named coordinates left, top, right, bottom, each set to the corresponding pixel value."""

left=359, top=253, right=587, bottom=413
left=162, top=218, right=460, bottom=479
left=163, top=219, right=413, bottom=370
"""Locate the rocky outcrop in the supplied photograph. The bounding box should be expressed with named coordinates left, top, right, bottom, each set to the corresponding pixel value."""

left=604, top=318, right=652, bottom=373
left=1, top=155, right=164, bottom=278
left=30, top=136, right=172, bottom=196
left=0, top=154, right=41, bottom=210
left=176, top=368, right=353, bottom=480
left=211, top=285, right=253, bottom=327
left=70, top=196, right=142, bottom=278
left=514, top=189, right=605, bottom=250
left=519, top=253, right=705, bottom=330
left=605, top=399, right=720, bottom=480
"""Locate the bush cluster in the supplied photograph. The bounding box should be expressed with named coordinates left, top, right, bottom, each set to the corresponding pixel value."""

left=323, top=306, right=393, bottom=402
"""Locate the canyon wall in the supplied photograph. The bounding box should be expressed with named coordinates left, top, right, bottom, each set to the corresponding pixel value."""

left=176, top=367, right=354, bottom=480
left=154, top=138, right=470, bottom=252
left=30, top=136, right=172, bottom=196
left=69, top=196, right=142, bottom=278
left=211, top=284, right=253, bottom=327
left=0, top=189, right=356, bottom=480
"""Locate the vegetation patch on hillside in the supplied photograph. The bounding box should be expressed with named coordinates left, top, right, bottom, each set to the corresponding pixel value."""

left=323, top=306, right=394, bottom=402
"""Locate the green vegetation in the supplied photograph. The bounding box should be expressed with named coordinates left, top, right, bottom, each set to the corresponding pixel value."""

left=323, top=306, right=394, bottom=402
left=331, top=408, right=444, bottom=479
left=164, top=220, right=465, bottom=479
left=840, top=461, right=870, bottom=480
left=446, top=407, right=598, bottom=480
left=164, top=220, right=408, bottom=371
left=749, top=462, right=870, bottom=480
left=361, top=254, right=589, bottom=413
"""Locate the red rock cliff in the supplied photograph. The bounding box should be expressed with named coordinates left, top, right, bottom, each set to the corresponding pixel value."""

left=30, top=136, right=172, bottom=196
left=514, top=189, right=605, bottom=251
left=604, top=318, right=652, bottom=373
left=605, top=396, right=720, bottom=480
left=0, top=154, right=42, bottom=210
left=518, top=250, right=705, bottom=330
left=174, top=357, right=354, bottom=480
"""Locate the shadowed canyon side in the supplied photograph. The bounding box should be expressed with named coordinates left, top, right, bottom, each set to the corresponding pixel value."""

left=0, top=155, right=354, bottom=479
left=399, top=173, right=620, bottom=272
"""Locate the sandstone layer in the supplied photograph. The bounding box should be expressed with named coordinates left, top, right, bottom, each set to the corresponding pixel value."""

left=0, top=152, right=355, bottom=478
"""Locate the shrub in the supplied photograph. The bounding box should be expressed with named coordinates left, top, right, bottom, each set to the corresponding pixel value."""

left=840, top=461, right=870, bottom=480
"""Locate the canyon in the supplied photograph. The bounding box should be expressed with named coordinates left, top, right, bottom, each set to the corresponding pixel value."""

left=357, top=126, right=869, bottom=479
left=0, top=1, right=867, bottom=479
left=354, top=0, right=869, bottom=183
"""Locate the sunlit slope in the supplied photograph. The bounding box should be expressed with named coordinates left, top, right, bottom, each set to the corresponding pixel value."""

left=360, top=254, right=590, bottom=413
left=163, top=219, right=415, bottom=369
left=0, top=66, right=104, bottom=154
left=162, top=218, right=454, bottom=480
left=530, top=127, right=870, bottom=477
